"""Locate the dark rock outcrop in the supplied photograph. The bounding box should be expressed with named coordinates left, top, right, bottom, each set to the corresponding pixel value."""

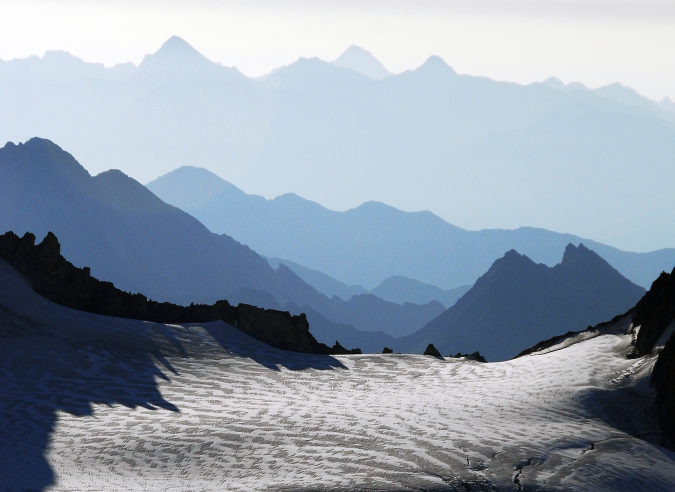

left=328, top=341, right=362, bottom=355
left=628, top=265, right=675, bottom=449
left=450, top=352, right=487, bottom=363
left=0, top=230, right=355, bottom=355
left=632, top=268, right=675, bottom=357
left=382, top=347, right=393, bottom=354
left=652, top=333, right=675, bottom=449
left=423, top=343, right=442, bottom=357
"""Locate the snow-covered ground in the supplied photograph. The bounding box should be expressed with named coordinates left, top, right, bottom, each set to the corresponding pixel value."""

left=1, top=259, right=674, bottom=491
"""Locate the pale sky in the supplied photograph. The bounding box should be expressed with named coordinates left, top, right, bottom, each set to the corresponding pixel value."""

left=1, top=0, right=675, bottom=101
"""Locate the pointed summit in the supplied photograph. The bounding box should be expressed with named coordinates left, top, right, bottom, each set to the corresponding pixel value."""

left=156, top=36, right=205, bottom=58
left=415, top=56, right=457, bottom=76
left=332, top=46, right=393, bottom=80
left=561, top=242, right=605, bottom=264
left=558, top=242, right=627, bottom=281
left=138, top=36, right=214, bottom=73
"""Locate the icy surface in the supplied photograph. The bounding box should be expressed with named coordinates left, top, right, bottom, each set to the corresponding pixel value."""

left=1, top=260, right=674, bottom=491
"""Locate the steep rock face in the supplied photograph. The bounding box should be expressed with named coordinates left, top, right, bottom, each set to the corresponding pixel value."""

left=632, top=268, right=675, bottom=357
left=652, top=333, right=675, bottom=449
left=0, top=230, right=340, bottom=355
left=627, top=265, right=675, bottom=448
left=235, top=304, right=315, bottom=354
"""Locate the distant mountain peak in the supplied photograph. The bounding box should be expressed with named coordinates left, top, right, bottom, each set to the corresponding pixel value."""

left=332, top=45, right=393, bottom=80
left=416, top=55, right=457, bottom=76
left=482, top=249, right=539, bottom=279
left=157, top=35, right=202, bottom=56
left=146, top=165, right=246, bottom=211
left=562, top=242, right=595, bottom=262
left=41, top=50, right=84, bottom=63
left=559, top=242, right=617, bottom=274
left=564, top=81, right=588, bottom=92
left=139, top=35, right=214, bottom=72
left=500, top=249, right=532, bottom=264
left=542, top=77, right=565, bottom=90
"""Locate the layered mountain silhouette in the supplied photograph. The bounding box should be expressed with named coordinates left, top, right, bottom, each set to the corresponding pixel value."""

left=137, top=35, right=234, bottom=78
left=394, top=244, right=646, bottom=361
left=371, top=277, right=471, bottom=308
left=0, top=138, right=443, bottom=343
left=0, top=138, right=276, bottom=303
left=147, top=166, right=675, bottom=291
left=264, top=256, right=468, bottom=308
left=332, top=45, right=393, bottom=80
left=3, top=36, right=675, bottom=251
left=265, top=256, right=368, bottom=301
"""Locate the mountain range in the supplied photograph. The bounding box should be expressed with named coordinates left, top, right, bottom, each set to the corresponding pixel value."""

left=2, top=36, right=675, bottom=251
left=395, top=243, right=646, bottom=361
left=0, top=138, right=444, bottom=343
left=2, top=138, right=648, bottom=360
left=147, top=165, right=675, bottom=291
left=265, top=256, right=470, bottom=307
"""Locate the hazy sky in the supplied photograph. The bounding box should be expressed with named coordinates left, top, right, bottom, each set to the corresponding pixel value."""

left=2, top=0, right=675, bottom=101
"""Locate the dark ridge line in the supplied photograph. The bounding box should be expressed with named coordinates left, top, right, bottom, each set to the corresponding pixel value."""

left=0, top=230, right=361, bottom=356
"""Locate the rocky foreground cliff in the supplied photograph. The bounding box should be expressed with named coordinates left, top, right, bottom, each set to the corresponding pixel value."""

left=628, top=267, right=675, bottom=449
left=0, top=230, right=359, bottom=355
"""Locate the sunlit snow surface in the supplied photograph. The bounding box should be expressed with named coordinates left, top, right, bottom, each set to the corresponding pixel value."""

left=1, top=260, right=674, bottom=491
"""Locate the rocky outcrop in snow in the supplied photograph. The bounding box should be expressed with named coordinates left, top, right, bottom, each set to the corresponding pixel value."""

left=632, top=269, right=675, bottom=357
left=0, top=230, right=351, bottom=355
left=629, top=266, right=675, bottom=449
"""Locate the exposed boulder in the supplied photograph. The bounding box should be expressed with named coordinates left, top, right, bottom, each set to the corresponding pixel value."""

left=0, top=230, right=357, bottom=355
left=450, top=352, right=487, bottom=363
left=382, top=347, right=393, bottom=354
left=329, top=340, right=362, bottom=355
left=423, top=343, right=442, bottom=357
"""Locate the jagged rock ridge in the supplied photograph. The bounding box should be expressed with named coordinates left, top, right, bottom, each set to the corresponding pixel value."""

left=0, top=137, right=442, bottom=345
left=0, top=230, right=359, bottom=355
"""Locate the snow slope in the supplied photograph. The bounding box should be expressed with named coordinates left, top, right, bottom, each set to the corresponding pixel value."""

left=1, top=259, right=673, bottom=491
